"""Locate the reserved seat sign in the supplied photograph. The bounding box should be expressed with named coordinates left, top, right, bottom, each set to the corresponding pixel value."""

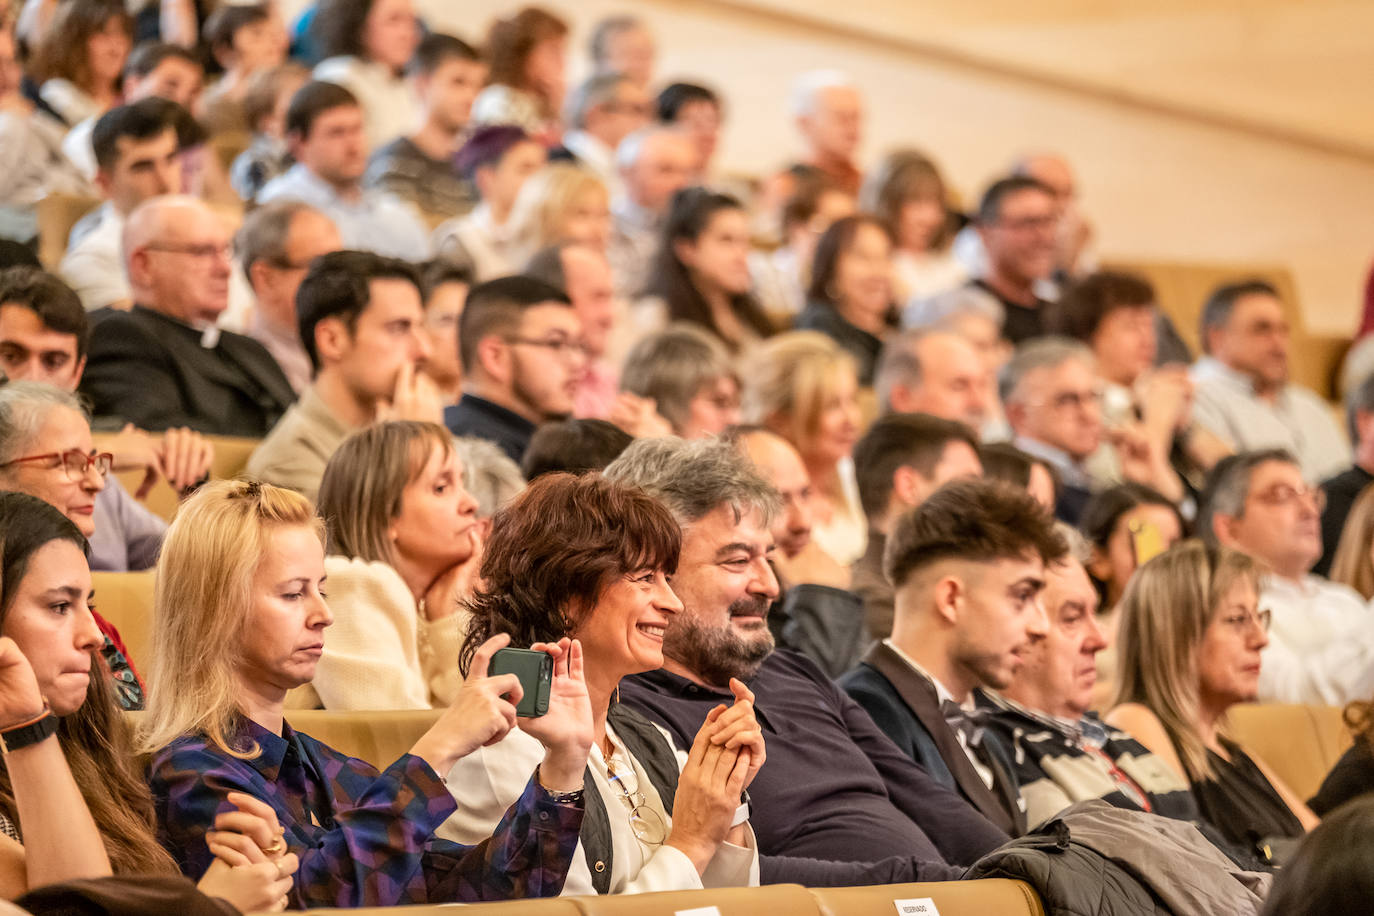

left=893, top=898, right=941, bottom=916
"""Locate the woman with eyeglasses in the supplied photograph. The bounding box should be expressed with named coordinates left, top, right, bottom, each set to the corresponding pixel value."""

left=0, top=382, right=151, bottom=707
left=1107, top=540, right=1316, bottom=862
left=443, top=472, right=764, bottom=895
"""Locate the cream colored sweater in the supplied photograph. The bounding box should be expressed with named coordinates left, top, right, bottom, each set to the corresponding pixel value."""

left=288, top=556, right=467, bottom=711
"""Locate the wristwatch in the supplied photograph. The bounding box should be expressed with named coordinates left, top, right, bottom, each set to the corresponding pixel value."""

left=0, top=707, right=57, bottom=755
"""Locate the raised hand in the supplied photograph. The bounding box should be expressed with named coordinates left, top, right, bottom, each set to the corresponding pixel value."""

left=518, top=638, right=593, bottom=792
left=421, top=529, right=484, bottom=622
left=158, top=427, right=214, bottom=495
left=608, top=392, right=674, bottom=439
left=664, top=714, right=751, bottom=876
left=0, top=637, right=45, bottom=727
left=410, top=633, right=522, bottom=775
left=705, top=678, right=765, bottom=790
left=379, top=361, right=444, bottom=424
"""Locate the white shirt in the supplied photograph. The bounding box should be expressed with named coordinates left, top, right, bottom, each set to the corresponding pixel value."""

left=810, top=457, right=868, bottom=567
left=60, top=114, right=97, bottom=181
left=749, top=246, right=805, bottom=317
left=892, top=248, right=967, bottom=304
left=431, top=203, right=519, bottom=282
left=314, top=56, right=420, bottom=150
left=258, top=163, right=431, bottom=260
left=439, top=723, right=758, bottom=895
left=559, top=129, right=619, bottom=194
left=1190, top=356, right=1350, bottom=482
left=1257, top=574, right=1374, bottom=705
left=59, top=202, right=128, bottom=310
left=881, top=640, right=995, bottom=790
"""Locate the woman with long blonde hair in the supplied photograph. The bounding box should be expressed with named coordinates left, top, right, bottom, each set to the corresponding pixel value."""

left=1329, top=481, right=1374, bottom=601
left=506, top=163, right=611, bottom=264
left=741, top=331, right=864, bottom=567
left=140, top=479, right=593, bottom=908
left=1107, top=540, right=1316, bottom=862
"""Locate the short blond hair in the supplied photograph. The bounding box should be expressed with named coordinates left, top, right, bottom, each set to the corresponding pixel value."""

left=741, top=330, right=858, bottom=455
left=507, top=164, right=608, bottom=255
left=138, top=480, right=323, bottom=758
left=1331, top=482, right=1374, bottom=600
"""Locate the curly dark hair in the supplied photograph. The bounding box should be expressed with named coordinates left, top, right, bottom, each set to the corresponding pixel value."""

left=458, top=473, right=681, bottom=675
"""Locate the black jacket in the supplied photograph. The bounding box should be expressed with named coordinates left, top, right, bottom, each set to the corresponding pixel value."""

left=81, top=306, right=295, bottom=437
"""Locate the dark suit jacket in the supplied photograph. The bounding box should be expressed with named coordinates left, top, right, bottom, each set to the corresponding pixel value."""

left=839, top=641, right=1027, bottom=836
left=81, top=306, right=295, bottom=437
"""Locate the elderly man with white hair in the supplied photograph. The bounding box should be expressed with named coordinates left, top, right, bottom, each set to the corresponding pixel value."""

left=790, top=70, right=864, bottom=195
left=551, top=72, right=651, bottom=193
left=79, top=195, right=296, bottom=437
left=607, top=125, right=696, bottom=296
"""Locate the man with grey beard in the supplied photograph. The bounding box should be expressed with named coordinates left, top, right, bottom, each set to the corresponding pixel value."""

left=607, top=438, right=1008, bottom=887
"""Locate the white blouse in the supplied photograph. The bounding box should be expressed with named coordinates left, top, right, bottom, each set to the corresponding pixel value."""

left=438, top=722, right=759, bottom=895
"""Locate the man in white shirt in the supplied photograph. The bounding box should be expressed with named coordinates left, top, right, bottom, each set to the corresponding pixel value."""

left=60, top=99, right=184, bottom=311
left=1203, top=448, right=1374, bottom=704
left=608, top=127, right=695, bottom=296
left=1191, top=279, right=1350, bottom=482
left=552, top=72, right=651, bottom=194
left=257, top=80, right=430, bottom=260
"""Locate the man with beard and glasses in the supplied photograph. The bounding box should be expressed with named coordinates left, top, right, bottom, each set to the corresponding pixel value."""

left=839, top=478, right=1065, bottom=836
left=608, top=438, right=1008, bottom=887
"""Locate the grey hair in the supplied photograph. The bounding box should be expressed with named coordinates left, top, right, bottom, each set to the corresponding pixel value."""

left=1197, top=448, right=1297, bottom=546
left=1346, top=371, right=1374, bottom=444
left=0, top=382, right=88, bottom=465
left=619, top=323, right=735, bottom=434
left=589, top=14, right=643, bottom=66
left=233, top=199, right=331, bottom=286
left=998, top=336, right=1094, bottom=406
left=789, top=69, right=854, bottom=118
left=1054, top=521, right=1092, bottom=566
left=564, top=72, right=629, bottom=130
left=874, top=329, right=929, bottom=413
left=603, top=436, right=780, bottom=528
left=903, top=285, right=1005, bottom=333
left=453, top=436, right=525, bottom=519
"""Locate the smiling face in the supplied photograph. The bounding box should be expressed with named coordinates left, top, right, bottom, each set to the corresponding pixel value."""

left=2, top=539, right=101, bottom=716
left=0, top=406, right=105, bottom=538
left=1004, top=556, right=1105, bottom=719
left=660, top=504, right=779, bottom=687
left=237, top=524, right=332, bottom=695
left=832, top=221, right=893, bottom=327
left=574, top=568, right=682, bottom=680
left=1196, top=576, right=1268, bottom=709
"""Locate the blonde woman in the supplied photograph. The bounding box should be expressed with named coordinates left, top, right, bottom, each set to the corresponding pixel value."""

left=859, top=150, right=965, bottom=303
left=1107, top=541, right=1316, bottom=863
left=300, top=421, right=485, bottom=711
left=1330, top=481, right=1374, bottom=601
left=140, top=479, right=594, bottom=908
left=506, top=163, right=612, bottom=265
left=741, top=331, right=865, bottom=566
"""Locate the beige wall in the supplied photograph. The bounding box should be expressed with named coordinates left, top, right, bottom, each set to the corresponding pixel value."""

left=416, top=0, right=1374, bottom=334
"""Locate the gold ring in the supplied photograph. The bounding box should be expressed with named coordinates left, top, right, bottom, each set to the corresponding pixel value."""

left=262, top=837, right=285, bottom=856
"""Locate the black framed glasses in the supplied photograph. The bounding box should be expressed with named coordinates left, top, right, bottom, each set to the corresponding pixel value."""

left=1, top=449, right=112, bottom=481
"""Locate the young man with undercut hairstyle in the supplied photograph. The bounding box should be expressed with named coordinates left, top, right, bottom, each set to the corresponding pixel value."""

left=444, top=276, right=582, bottom=464
left=840, top=478, right=1067, bottom=836
left=850, top=412, right=983, bottom=641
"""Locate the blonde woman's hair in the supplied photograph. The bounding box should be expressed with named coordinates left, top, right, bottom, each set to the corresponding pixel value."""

left=316, top=421, right=454, bottom=565
left=507, top=164, right=608, bottom=258
left=1112, top=539, right=1262, bottom=779
left=741, top=330, right=858, bottom=456
left=138, top=480, right=323, bottom=757
left=1331, top=481, right=1374, bottom=600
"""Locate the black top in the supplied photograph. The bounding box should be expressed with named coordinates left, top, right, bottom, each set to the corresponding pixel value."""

left=1309, top=737, right=1374, bottom=816
left=443, top=394, right=537, bottom=464
left=619, top=650, right=1006, bottom=881
left=1316, top=465, right=1374, bottom=577
left=794, top=300, right=893, bottom=386
left=971, top=279, right=1050, bottom=345
left=1180, top=735, right=1304, bottom=849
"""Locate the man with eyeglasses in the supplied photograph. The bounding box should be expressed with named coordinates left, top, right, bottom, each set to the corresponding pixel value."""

left=962, top=175, right=1059, bottom=345
left=247, top=251, right=441, bottom=502
left=235, top=200, right=343, bottom=394
left=551, top=73, right=651, bottom=194
left=1191, top=279, right=1350, bottom=483
left=445, top=276, right=583, bottom=464
left=80, top=195, right=296, bottom=437
left=1202, top=448, right=1374, bottom=705
left=1004, top=337, right=1179, bottom=525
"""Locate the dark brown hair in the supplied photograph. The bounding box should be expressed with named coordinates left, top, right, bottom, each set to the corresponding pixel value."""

left=806, top=214, right=893, bottom=306
left=884, top=477, right=1066, bottom=589
left=486, top=6, right=568, bottom=95
left=30, top=0, right=131, bottom=94
left=853, top=412, right=977, bottom=519
left=1045, top=270, right=1156, bottom=342
left=459, top=473, right=680, bottom=675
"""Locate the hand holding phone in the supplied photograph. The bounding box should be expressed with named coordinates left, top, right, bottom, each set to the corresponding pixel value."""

left=489, top=647, right=553, bottom=718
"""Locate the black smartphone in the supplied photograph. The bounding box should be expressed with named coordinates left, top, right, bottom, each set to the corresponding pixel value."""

left=489, top=647, right=553, bottom=717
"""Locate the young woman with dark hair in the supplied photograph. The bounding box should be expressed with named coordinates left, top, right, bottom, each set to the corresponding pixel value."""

left=636, top=187, right=773, bottom=352
left=311, top=0, right=420, bottom=147
left=28, top=0, right=131, bottom=126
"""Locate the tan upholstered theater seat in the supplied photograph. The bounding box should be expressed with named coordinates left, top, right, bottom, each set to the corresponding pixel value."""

left=573, top=883, right=819, bottom=916
left=811, top=878, right=1045, bottom=916
left=1229, top=703, right=1353, bottom=800
left=283, top=708, right=443, bottom=769
left=91, top=570, right=156, bottom=672
left=112, top=434, right=264, bottom=522
left=273, top=899, right=580, bottom=915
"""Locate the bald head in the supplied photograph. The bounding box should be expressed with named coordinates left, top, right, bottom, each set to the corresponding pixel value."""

left=878, top=330, right=992, bottom=430
left=617, top=127, right=696, bottom=212
left=1014, top=153, right=1076, bottom=206
left=124, top=195, right=232, bottom=325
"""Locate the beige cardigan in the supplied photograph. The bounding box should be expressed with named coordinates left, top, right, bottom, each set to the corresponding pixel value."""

left=287, top=556, right=467, bottom=711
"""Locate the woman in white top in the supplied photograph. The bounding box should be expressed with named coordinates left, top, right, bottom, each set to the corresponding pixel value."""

left=471, top=7, right=568, bottom=147
left=311, top=0, right=420, bottom=148
left=860, top=150, right=966, bottom=305
left=28, top=0, right=130, bottom=127
left=300, top=421, right=483, bottom=711
left=742, top=331, right=866, bottom=567
left=443, top=472, right=764, bottom=895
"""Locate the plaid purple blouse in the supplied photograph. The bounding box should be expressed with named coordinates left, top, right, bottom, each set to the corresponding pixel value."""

left=148, top=717, right=584, bottom=909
